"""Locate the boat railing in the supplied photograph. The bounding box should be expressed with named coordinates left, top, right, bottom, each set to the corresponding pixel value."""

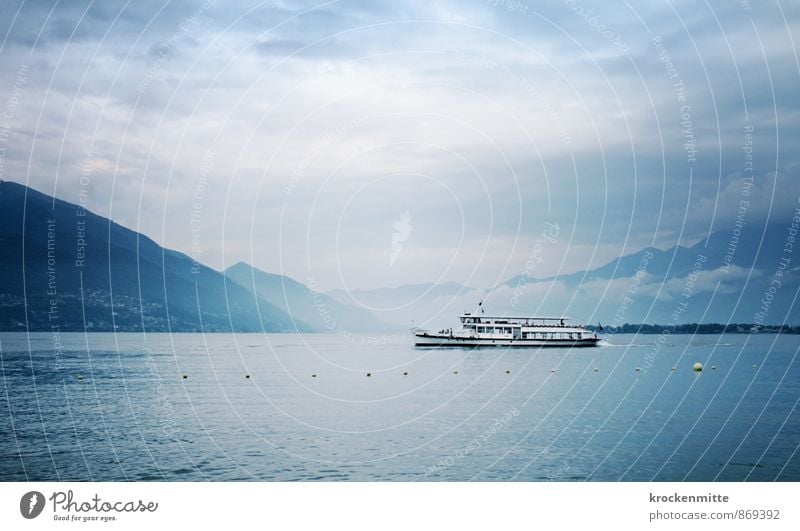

left=461, top=316, right=581, bottom=325
left=465, top=321, right=585, bottom=329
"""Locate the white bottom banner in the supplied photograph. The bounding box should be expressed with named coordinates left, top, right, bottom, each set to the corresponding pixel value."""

left=1, top=482, right=798, bottom=530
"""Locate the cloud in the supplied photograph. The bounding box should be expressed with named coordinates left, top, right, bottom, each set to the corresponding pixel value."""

left=658, top=264, right=756, bottom=298
left=0, top=0, right=797, bottom=289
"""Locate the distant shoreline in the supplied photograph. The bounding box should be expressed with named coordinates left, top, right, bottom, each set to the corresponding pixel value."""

left=586, top=323, right=800, bottom=335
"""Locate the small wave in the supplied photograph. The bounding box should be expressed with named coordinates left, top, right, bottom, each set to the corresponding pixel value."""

left=726, top=462, right=764, bottom=469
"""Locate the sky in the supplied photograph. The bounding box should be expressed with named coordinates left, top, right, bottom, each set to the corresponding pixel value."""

left=0, top=0, right=798, bottom=291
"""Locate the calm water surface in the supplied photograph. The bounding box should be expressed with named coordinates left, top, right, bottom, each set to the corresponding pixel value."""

left=1, top=332, right=798, bottom=481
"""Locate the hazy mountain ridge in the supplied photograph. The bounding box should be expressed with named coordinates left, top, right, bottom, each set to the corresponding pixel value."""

left=324, top=282, right=475, bottom=329
left=326, top=281, right=472, bottom=307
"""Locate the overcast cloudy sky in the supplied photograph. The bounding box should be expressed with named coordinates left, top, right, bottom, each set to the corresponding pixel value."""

left=1, top=0, right=798, bottom=290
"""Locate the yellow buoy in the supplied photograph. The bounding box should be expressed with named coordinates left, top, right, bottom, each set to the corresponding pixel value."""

left=693, top=362, right=703, bottom=372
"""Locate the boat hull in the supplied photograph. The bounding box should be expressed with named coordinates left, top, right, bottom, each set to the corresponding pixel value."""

left=414, top=333, right=601, bottom=348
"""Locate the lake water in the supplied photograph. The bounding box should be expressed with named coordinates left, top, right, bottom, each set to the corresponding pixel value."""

left=0, top=332, right=798, bottom=481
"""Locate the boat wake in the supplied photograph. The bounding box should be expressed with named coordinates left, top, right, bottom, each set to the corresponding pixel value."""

left=597, top=340, right=657, bottom=347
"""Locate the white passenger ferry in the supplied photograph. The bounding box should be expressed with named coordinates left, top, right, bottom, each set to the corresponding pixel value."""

left=414, top=313, right=600, bottom=348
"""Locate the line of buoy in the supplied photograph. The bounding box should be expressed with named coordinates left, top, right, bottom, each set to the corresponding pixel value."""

left=204, top=363, right=734, bottom=383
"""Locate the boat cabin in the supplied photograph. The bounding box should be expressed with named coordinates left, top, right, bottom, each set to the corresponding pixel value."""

left=458, top=314, right=588, bottom=340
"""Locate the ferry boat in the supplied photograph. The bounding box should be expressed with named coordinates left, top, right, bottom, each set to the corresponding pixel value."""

left=414, top=313, right=600, bottom=348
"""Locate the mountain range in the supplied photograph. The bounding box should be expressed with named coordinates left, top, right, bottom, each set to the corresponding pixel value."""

left=0, top=180, right=315, bottom=332
left=491, top=223, right=799, bottom=327
left=0, top=180, right=796, bottom=332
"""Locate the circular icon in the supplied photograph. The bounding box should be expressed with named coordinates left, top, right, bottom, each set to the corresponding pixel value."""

left=20, top=491, right=45, bottom=519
